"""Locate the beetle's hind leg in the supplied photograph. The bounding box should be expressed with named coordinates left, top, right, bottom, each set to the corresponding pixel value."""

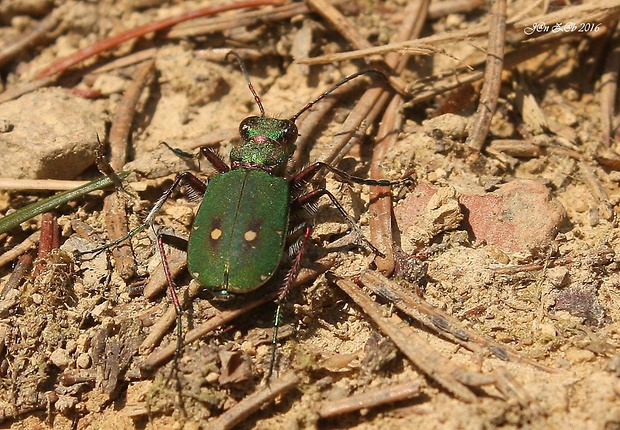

left=155, top=232, right=191, bottom=382
left=156, top=233, right=188, bottom=316
left=268, top=223, right=313, bottom=380
left=280, top=224, right=314, bottom=302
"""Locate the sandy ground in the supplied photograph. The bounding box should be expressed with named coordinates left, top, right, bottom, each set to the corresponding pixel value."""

left=1, top=0, right=620, bottom=429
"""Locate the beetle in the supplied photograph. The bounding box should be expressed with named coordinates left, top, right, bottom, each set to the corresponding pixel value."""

left=92, top=52, right=410, bottom=375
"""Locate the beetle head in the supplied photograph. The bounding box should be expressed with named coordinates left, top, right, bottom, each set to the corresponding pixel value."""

left=230, top=116, right=298, bottom=174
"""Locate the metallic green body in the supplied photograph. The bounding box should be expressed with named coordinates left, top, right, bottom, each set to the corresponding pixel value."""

left=187, top=169, right=289, bottom=294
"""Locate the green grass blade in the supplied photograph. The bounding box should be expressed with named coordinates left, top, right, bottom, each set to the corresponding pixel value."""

left=0, top=171, right=130, bottom=234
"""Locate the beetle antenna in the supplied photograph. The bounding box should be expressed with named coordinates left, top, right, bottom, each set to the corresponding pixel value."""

left=226, top=50, right=266, bottom=117
left=290, top=70, right=386, bottom=122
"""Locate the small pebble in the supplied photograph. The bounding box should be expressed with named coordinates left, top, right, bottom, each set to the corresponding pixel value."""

left=538, top=322, right=557, bottom=338
left=76, top=353, right=91, bottom=369
left=424, top=113, right=468, bottom=140
left=49, top=348, right=71, bottom=369
left=205, top=372, right=220, bottom=383
left=91, top=301, right=110, bottom=319
left=565, top=348, right=595, bottom=363
left=31, top=293, right=43, bottom=305
left=65, top=340, right=77, bottom=354
left=0, top=118, right=12, bottom=132
left=240, top=341, right=256, bottom=356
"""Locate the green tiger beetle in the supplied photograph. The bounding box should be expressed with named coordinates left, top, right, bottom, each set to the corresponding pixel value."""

left=87, top=52, right=410, bottom=378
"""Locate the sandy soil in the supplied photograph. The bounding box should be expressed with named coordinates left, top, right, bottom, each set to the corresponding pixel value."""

left=1, top=1, right=620, bottom=429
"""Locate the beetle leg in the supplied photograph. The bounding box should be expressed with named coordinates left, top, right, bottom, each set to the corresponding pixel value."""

left=77, top=172, right=205, bottom=256
left=157, top=234, right=184, bottom=313
left=144, top=172, right=207, bottom=227
left=157, top=233, right=188, bottom=367
left=268, top=224, right=313, bottom=380
left=290, top=161, right=413, bottom=188
left=293, top=189, right=385, bottom=257
left=163, top=143, right=231, bottom=174
left=280, top=224, right=313, bottom=302
left=200, top=147, right=231, bottom=173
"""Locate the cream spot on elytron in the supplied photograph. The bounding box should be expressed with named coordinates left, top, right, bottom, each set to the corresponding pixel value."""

left=211, top=228, right=222, bottom=240
left=244, top=230, right=258, bottom=241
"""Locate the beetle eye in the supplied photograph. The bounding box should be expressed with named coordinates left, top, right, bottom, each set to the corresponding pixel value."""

left=239, top=117, right=253, bottom=140
left=281, top=122, right=299, bottom=144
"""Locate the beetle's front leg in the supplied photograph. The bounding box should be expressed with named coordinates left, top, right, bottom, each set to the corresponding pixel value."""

left=200, top=147, right=231, bottom=173
left=164, top=143, right=231, bottom=174
left=78, top=172, right=207, bottom=257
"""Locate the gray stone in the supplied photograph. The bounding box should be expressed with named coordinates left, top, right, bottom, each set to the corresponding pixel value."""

left=0, top=88, right=104, bottom=179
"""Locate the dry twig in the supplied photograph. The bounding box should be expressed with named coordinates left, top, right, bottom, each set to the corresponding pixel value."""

left=335, top=275, right=486, bottom=402
left=0, top=10, right=60, bottom=68
left=34, top=0, right=284, bottom=79
left=33, top=213, right=59, bottom=277
left=306, top=0, right=408, bottom=95
left=0, top=231, right=40, bottom=268
left=317, top=380, right=421, bottom=418
left=369, top=0, right=428, bottom=275
left=0, top=1, right=285, bottom=104
left=103, top=61, right=155, bottom=280
left=599, top=23, right=620, bottom=147
left=167, top=2, right=309, bottom=39
left=359, top=271, right=555, bottom=372
left=295, top=0, right=398, bottom=168
left=0, top=178, right=94, bottom=191
left=297, top=24, right=489, bottom=65
left=333, top=271, right=548, bottom=403
left=465, top=0, right=506, bottom=156
left=204, top=370, right=300, bottom=430
left=301, top=1, right=620, bottom=65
